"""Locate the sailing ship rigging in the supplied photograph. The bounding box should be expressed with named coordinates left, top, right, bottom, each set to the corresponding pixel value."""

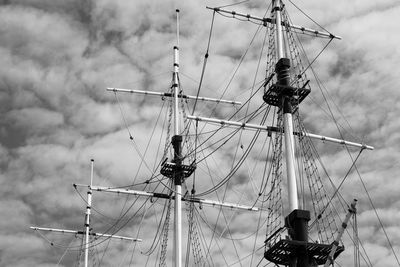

left=30, top=1, right=400, bottom=266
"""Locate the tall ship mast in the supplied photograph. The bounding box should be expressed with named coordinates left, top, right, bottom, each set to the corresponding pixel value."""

left=26, top=1, right=400, bottom=267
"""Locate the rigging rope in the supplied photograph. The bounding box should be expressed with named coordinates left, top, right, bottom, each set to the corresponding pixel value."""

left=158, top=197, right=172, bottom=267
left=355, top=165, right=400, bottom=266
left=47, top=183, right=159, bottom=253
left=296, top=113, right=339, bottom=244
left=114, top=92, right=155, bottom=175
left=56, top=236, right=75, bottom=266
left=308, top=148, right=364, bottom=230
left=282, top=7, right=381, bottom=265
left=287, top=0, right=333, bottom=36
left=185, top=201, right=205, bottom=266
left=194, top=110, right=269, bottom=197
left=264, top=111, right=284, bottom=249
left=210, top=11, right=265, bottom=111
left=191, top=11, right=215, bottom=116
left=289, top=11, right=399, bottom=262
left=216, top=0, right=250, bottom=9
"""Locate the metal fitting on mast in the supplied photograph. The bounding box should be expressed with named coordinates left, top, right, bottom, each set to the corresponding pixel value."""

left=276, top=58, right=291, bottom=87
left=171, top=135, right=183, bottom=186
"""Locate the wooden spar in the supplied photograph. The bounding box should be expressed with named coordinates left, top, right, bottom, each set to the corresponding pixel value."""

left=106, top=88, right=241, bottom=105
left=206, top=6, right=342, bottom=40
left=186, top=115, right=374, bottom=150
left=30, top=226, right=142, bottom=242
left=74, top=184, right=260, bottom=212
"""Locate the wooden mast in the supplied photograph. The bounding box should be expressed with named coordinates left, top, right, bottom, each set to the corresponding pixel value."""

left=83, top=159, right=94, bottom=267
left=172, top=9, right=183, bottom=267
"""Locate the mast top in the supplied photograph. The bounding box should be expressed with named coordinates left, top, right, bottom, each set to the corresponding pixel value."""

left=176, top=9, right=180, bottom=48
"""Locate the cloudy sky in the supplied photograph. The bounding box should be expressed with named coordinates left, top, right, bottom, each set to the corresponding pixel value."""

left=0, top=0, right=399, bottom=266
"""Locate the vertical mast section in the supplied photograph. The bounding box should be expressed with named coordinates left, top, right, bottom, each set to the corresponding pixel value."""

left=274, top=0, right=285, bottom=59
left=84, top=159, right=94, bottom=267
left=173, top=9, right=182, bottom=267
left=174, top=10, right=180, bottom=137
left=273, top=0, right=299, bottom=212
left=160, top=9, right=195, bottom=266
left=274, top=1, right=306, bottom=266
left=264, top=1, right=343, bottom=266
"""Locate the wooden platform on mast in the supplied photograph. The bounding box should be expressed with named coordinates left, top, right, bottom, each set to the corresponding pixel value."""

left=264, top=239, right=344, bottom=265
left=263, top=83, right=310, bottom=107
left=160, top=162, right=196, bottom=179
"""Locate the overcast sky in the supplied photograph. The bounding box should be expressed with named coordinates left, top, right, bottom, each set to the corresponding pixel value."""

left=0, top=0, right=399, bottom=266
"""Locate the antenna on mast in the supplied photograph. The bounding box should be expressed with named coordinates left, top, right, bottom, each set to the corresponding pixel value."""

left=176, top=9, right=180, bottom=48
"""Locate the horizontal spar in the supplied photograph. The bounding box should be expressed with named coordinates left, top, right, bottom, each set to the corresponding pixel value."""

left=187, top=115, right=277, bottom=131
left=190, top=198, right=259, bottom=211
left=30, top=226, right=142, bottom=242
left=106, top=88, right=241, bottom=105
left=300, top=132, right=374, bottom=150
left=187, top=115, right=374, bottom=150
left=77, top=185, right=259, bottom=211
left=207, top=7, right=341, bottom=40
